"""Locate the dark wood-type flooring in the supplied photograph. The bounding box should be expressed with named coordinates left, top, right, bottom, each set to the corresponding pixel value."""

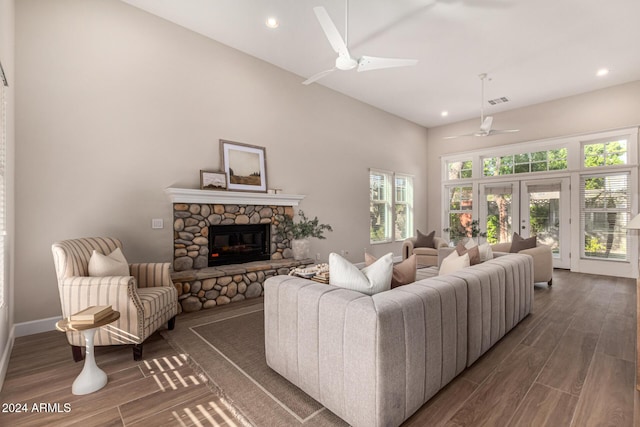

left=0, top=270, right=638, bottom=426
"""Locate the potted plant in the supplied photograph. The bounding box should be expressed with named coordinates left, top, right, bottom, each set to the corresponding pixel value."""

left=276, top=210, right=333, bottom=260
left=443, top=219, right=487, bottom=244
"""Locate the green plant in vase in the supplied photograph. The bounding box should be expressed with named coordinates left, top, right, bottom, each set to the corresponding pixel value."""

left=276, top=210, right=332, bottom=260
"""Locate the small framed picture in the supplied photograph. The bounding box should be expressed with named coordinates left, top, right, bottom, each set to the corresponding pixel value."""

left=220, top=139, right=268, bottom=192
left=200, top=170, right=227, bottom=191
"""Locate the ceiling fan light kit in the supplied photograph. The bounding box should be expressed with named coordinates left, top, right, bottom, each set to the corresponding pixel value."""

left=303, top=1, right=418, bottom=85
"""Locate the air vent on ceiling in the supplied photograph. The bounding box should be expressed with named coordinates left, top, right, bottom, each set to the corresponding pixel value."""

left=487, top=97, right=509, bottom=105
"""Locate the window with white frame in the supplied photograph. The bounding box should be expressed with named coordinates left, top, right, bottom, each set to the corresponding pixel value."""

left=584, top=139, right=627, bottom=167
left=482, top=148, right=568, bottom=177
left=580, top=172, right=630, bottom=261
left=446, top=160, right=473, bottom=180
left=394, top=174, right=413, bottom=241
left=444, top=185, right=473, bottom=244
left=369, top=170, right=413, bottom=243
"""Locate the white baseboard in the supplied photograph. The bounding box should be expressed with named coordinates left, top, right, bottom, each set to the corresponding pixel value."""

left=0, top=325, right=15, bottom=392
left=14, top=316, right=62, bottom=337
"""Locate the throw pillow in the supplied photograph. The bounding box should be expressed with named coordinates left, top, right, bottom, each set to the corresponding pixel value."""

left=478, top=242, right=494, bottom=262
left=455, top=242, right=480, bottom=265
left=365, top=253, right=416, bottom=288
left=414, top=230, right=435, bottom=248
left=329, top=252, right=393, bottom=295
left=439, top=250, right=470, bottom=276
left=510, top=233, right=537, bottom=253
left=88, top=247, right=130, bottom=277
left=464, top=238, right=477, bottom=249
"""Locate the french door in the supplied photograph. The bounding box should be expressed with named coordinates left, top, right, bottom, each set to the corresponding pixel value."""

left=480, top=177, right=570, bottom=268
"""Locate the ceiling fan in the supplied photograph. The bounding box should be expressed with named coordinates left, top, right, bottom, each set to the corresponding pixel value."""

left=302, top=0, right=418, bottom=85
left=443, top=73, right=520, bottom=139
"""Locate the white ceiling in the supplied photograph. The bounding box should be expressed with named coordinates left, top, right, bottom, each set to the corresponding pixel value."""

left=121, top=0, right=640, bottom=128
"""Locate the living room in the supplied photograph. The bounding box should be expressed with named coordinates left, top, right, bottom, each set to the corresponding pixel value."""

left=1, top=0, right=640, bottom=426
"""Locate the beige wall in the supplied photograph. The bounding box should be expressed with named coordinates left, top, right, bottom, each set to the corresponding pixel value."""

left=425, top=80, right=640, bottom=233
left=14, top=0, right=428, bottom=323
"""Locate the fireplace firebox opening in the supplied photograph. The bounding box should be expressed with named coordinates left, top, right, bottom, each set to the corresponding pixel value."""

left=208, top=224, right=271, bottom=266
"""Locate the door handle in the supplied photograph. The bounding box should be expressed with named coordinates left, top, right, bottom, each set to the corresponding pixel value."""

left=521, top=225, right=526, bottom=229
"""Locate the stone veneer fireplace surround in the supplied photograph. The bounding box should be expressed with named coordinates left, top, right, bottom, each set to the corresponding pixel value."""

left=165, top=188, right=311, bottom=313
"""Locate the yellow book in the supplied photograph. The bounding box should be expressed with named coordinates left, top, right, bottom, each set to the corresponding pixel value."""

left=70, top=305, right=113, bottom=323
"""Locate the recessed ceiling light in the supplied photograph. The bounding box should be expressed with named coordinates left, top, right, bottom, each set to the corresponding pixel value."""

left=265, top=17, right=279, bottom=29
left=441, top=111, right=449, bottom=117
left=596, top=68, right=609, bottom=77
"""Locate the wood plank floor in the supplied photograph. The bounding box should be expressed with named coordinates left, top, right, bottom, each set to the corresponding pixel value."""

left=0, top=270, right=638, bottom=426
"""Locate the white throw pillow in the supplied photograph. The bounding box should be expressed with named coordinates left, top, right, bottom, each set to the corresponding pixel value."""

left=329, top=252, right=393, bottom=295
left=439, top=250, right=470, bottom=276
left=478, top=242, right=494, bottom=262
left=88, top=247, right=130, bottom=277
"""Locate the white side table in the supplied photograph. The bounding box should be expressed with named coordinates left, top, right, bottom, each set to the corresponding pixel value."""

left=56, top=310, right=120, bottom=395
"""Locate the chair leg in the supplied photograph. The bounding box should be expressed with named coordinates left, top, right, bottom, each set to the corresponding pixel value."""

left=168, top=316, right=176, bottom=330
left=548, top=278, right=553, bottom=286
left=71, top=345, right=84, bottom=362
left=133, top=344, right=143, bottom=361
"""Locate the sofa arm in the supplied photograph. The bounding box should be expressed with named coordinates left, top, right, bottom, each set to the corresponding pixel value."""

left=434, top=237, right=449, bottom=249
left=129, top=262, right=173, bottom=288
left=490, top=242, right=512, bottom=253
left=59, top=275, right=143, bottom=318
left=519, top=245, right=553, bottom=283
left=402, top=238, right=416, bottom=260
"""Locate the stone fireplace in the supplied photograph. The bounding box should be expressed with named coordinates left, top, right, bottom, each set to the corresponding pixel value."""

left=165, top=188, right=312, bottom=313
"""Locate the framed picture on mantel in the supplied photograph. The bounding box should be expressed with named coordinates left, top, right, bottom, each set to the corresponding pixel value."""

left=220, top=139, right=268, bottom=193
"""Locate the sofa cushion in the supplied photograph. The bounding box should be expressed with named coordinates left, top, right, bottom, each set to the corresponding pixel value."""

left=510, top=233, right=537, bottom=253
left=455, top=242, right=480, bottom=265
left=88, top=247, right=129, bottom=277
left=330, top=252, right=392, bottom=295
left=365, top=253, right=416, bottom=288
left=439, top=250, right=470, bottom=275
left=415, top=229, right=435, bottom=248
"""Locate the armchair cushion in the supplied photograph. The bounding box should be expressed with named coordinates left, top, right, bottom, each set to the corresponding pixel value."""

left=88, top=248, right=129, bottom=277
left=414, top=229, right=436, bottom=248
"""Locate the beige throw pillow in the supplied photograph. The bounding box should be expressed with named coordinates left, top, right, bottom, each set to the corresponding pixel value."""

left=365, top=253, right=416, bottom=288
left=88, top=247, right=130, bottom=277
left=478, top=242, right=494, bottom=262
left=329, top=252, right=393, bottom=295
left=455, top=242, right=480, bottom=265
left=439, top=250, right=470, bottom=276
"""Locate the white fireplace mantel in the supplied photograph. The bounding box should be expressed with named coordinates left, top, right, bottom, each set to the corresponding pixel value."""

left=165, top=187, right=306, bottom=206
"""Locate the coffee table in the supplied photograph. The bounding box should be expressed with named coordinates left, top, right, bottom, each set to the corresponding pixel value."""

left=56, top=310, right=120, bottom=395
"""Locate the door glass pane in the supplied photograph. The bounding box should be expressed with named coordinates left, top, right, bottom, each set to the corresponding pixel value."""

left=528, top=187, right=560, bottom=257
left=485, top=188, right=513, bottom=244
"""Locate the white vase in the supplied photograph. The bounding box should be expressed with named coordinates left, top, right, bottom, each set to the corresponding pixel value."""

left=291, top=238, right=310, bottom=260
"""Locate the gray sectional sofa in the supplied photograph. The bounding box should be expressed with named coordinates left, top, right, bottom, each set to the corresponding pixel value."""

left=264, top=253, right=534, bottom=427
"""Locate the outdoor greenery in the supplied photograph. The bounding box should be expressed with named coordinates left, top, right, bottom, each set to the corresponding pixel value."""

left=444, top=219, right=486, bottom=243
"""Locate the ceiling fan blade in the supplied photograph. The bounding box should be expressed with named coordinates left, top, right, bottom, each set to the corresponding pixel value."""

left=488, top=129, right=520, bottom=135
left=480, top=116, right=493, bottom=132
left=357, top=56, right=418, bottom=72
left=313, top=7, right=350, bottom=59
left=302, top=68, right=337, bottom=85
left=443, top=133, right=475, bottom=140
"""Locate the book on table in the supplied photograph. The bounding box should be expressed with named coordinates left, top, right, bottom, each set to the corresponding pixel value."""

left=70, top=305, right=113, bottom=324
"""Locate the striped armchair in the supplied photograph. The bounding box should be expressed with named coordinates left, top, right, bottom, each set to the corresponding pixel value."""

left=52, top=237, right=178, bottom=361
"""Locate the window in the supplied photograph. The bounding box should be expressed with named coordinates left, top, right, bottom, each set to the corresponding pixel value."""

left=584, top=139, right=627, bottom=167
left=394, top=175, right=413, bottom=241
left=445, top=185, right=473, bottom=244
left=580, top=172, right=630, bottom=261
left=370, top=170, right=392, bottom=243
left=446, top=160, right=473, bottom=180
left=483, top=148, right=568, bottom=177
left=369, top=170, right=414, bottom=243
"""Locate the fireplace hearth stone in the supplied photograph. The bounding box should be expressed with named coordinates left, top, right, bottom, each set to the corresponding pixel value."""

left=171, top=258, right=314, bottom=313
